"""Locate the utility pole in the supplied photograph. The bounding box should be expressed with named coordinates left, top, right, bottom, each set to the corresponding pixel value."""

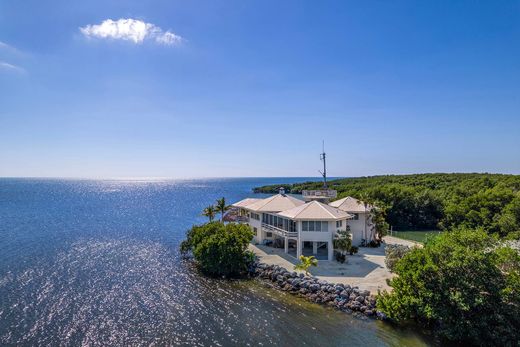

left=319, top=140, right=327, bottom=189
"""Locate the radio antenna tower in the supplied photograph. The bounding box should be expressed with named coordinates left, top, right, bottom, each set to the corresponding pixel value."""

left=319, top=140, right=328, bottom=189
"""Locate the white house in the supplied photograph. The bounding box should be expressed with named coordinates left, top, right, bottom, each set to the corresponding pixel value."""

left=329, top=196, right=374, bottom=246
left=231, top=187, right=373, bottom=261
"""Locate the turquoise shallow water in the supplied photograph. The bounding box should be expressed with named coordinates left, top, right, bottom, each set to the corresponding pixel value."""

left=0, top=178, right=433, bottom=346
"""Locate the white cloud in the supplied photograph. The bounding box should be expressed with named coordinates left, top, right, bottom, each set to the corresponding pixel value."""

left=0, top=61, right=25, bottom=73
left=0, top=40, right=22, bottom=55
left=80, top=18, right=182, bottom=46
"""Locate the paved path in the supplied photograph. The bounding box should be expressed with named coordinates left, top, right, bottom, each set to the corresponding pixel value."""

left=249, top=236, right=418, bottom=294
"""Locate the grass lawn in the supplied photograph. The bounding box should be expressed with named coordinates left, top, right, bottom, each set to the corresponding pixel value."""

left=389, top=230, right=442, bottom=243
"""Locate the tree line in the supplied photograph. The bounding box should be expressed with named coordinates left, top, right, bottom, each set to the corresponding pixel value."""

left=254, top=173, right=520, bottom=238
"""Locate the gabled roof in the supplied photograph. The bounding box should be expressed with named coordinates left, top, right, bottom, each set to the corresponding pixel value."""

left=329, top=196, right=371, bottom=213
left=277, top=200, right=351, bottom=220
left=243, top=194, right=305, bottom=212
left=231, top=198, right=262, bottom=208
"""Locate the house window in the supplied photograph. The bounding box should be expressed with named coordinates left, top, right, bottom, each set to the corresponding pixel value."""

left=250, top=213, right=260, bottom=220
left=266, top=232, right=272, bottom=238
left=322, top=221, right=328, bottom=232
left=352, top=214, right=359, bottom=220
left=302, top=221, right=328, bottom=232
left=336, top=220, right=343, bottom=228
left=253, top=227, right=257, bottom=236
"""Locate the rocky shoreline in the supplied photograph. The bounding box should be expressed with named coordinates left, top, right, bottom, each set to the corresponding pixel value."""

left=249, top=261, right=383, bottom=318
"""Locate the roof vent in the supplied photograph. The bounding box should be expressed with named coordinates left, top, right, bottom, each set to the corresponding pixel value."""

left=279, top=187, right=286, bottom=195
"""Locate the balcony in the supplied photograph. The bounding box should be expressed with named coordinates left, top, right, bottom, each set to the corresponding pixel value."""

left=262, top=223, right=298, bottom=238
left=302, top=189, right=337, bottom=200
left=236, top=215, right=249, bottom=223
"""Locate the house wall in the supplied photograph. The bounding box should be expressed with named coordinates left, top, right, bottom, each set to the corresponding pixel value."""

left=248, top=217, right=262, bottom=243
left=240, top=208, right=263, bottom=243
left=346, top=212, right=368, bottom=246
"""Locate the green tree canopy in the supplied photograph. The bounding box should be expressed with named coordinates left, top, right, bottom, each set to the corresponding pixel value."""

left=377, top=228, right=520, bottom=345
left=181, top=222, right=253, bottom=277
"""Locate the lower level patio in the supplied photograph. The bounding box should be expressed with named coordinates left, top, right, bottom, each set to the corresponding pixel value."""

left=248, top=236, right=414, bottom=293
left=258, top=239, right=330, bottom=260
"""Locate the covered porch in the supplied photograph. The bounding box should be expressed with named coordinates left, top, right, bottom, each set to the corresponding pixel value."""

left=260, top=223, right=333, bottom=261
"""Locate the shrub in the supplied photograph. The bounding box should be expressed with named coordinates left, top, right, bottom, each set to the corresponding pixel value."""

left=368, top=239, right=381, bottom=248
left=181, top=222, right=253, bottom=277
left=349, top=246, right=358, bottom=255
left=335, top=252, right=346, bottom=263
left=384, top=244, right=412, bottom=272
left=377, top=228, right=520, bottom=345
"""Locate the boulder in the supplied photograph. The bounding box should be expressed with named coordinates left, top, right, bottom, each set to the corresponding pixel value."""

left=339, top=290, right=350, bottom=299
left=309, top=283, right=320, bottom=293
left=291, top=279, right=301, bottom=287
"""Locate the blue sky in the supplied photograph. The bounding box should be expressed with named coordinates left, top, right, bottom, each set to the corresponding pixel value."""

left=1, top=1, right=519, bottom=178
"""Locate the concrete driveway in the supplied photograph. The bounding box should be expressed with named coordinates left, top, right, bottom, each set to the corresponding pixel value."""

left=249, top=236, right=418, bottom=294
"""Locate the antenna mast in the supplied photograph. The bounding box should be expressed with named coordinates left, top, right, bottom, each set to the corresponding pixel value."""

left=319, top=140, right=327, bottom=188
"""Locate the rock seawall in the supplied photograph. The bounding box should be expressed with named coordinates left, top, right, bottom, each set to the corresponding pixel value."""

left=249, top=262, right=382, bottom=318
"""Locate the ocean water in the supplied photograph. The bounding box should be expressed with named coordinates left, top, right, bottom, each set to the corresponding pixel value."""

left=0, top=178, right=432, bottom=346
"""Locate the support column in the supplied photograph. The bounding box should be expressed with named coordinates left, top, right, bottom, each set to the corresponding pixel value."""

left=328, top=240, right=333, bottom=261
left=312, top=242, right=318, bottom=255
left=284, top=236, right=288, bottom=253
left=296, top=222, right=302, bottom=258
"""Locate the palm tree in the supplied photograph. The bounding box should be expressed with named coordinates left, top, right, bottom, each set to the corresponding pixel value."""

left=202, top=205, right=217, bottom=222
left=215, top=197, right=230, bottom=222
left=333, top=227, right=352, bottom=256
left=294, top=255, right=318, bottom=276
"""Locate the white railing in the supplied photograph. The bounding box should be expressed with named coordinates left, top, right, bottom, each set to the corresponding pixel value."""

left=262, top=223, right=298, bottom=238
left=302, top=189, right=337, bottom=199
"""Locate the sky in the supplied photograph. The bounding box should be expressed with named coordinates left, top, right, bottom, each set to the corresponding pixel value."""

left=1, top=1, right=519, bottom=178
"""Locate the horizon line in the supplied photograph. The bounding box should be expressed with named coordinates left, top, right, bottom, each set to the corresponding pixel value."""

left=0, top=171, right=518, bottom=181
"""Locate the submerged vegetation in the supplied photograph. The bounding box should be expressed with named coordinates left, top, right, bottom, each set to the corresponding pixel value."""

left=377, top=228, right=520, bottom=346
left=180, top=222, right=254, bottom=277
left=255, top=173, right=520, bottom=237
